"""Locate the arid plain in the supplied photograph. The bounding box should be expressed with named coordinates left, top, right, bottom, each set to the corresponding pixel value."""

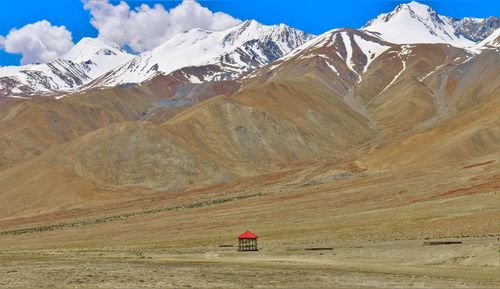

left=1, top=135, right=498, bottom=288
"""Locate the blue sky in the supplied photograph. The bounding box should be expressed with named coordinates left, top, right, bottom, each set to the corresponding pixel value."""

left=0, top=0, right=498, bottom=66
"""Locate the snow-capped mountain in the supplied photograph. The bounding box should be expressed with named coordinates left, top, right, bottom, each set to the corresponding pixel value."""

left=362, top=1, right=497, bottom=47
left=0, top=38, right=134, bottom=97
left=1, top=2, right=497, bottom=99
left=246, top=28, right=394, bottom=89
left=60, top=38, right=134, bottom=79
left=89, top=20, right=315, bottom=87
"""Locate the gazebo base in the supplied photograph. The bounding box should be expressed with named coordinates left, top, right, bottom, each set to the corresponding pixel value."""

left=238, top=238, right=258, bottom=251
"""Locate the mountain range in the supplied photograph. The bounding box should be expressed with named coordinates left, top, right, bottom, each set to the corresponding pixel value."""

left=0, top=38, right=134, bottom=97
left=0, top=20, right=314, bottom=97
left=0, top=1, right=498, bottom=98
left=0, top=1, right=498, bottom=249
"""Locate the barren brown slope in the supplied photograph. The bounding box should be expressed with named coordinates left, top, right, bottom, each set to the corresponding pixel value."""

left=436, top=49, right=500, bottom=112
left=158, top=49, right=381, bottom=174
left=0, top=98, right=125, bottom=172
left=0, top=121, right=233, bottom=219
left=0, top=74, right=240, bottom=173
left=233, top=79, right=377, bottom=148
left=162, top=95, right=332, bottom=175
left=0, top=81, right=163, bottom=173
left=361, top=50, right=500, bottom=169
left=141, top=78, right=240, bottom=124
left=0, top=146, right=497, bottom=249
left=352, top=44, right=472, bottom=134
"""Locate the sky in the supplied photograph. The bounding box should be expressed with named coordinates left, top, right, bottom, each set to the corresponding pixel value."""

left=0, top=0, right=498, bottom=66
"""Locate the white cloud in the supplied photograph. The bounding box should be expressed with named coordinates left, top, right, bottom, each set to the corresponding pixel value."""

left=0, top=20, right=73, bottom=64
left=83, top=0, right=241, bottom=53
left=1, top=20, right=74, bottom=65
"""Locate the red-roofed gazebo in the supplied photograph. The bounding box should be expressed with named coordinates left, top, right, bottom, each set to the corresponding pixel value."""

left=238, top=230, right=259, bottom=251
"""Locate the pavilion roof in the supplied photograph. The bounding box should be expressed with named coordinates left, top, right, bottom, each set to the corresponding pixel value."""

left=238, top=230, right=258, bottom=239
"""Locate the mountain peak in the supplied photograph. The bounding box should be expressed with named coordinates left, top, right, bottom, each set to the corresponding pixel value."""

left=239, top=19, right=261, bottom=28
left=396, top=1, right=439, bottom=22
left=75, top=37, right=115, bottom=47
left=362, top=1, right=475, bottom=47
left=61, top=37, right=127, bottom=63
left=399, top=1, right=432, bottom=13
left=366, top=1, right=437, bottom=27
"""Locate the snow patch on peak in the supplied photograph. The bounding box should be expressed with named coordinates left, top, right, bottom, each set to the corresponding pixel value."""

left=352, top=35, right=390, bottom=72
left=340, top=32, right=358, bottom=79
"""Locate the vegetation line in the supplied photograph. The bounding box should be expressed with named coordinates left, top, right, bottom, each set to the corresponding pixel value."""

left=0, top=193, right=268, bottom=237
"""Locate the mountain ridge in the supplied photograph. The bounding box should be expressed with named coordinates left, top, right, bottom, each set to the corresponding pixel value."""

left=88, top=20, right=315, bottom=88
left=1, top=1, right=497, bottom=98
left=0, top=37, right=134, bottom=97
